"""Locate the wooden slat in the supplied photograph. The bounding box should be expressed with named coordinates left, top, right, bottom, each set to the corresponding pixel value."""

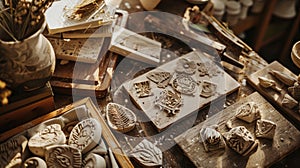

left=175, top=92, right=300, bottom=167
left=247, top=61, right=300, bottom=126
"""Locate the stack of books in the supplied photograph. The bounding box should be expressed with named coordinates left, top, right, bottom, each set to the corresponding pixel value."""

left=45, top=0, right=115, bottom=63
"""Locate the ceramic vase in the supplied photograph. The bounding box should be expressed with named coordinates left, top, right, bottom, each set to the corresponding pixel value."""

left=0, top=22, right=56, bottom=91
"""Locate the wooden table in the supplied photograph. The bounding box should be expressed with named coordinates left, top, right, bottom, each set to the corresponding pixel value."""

left=52, top=0, right=300, bottom=167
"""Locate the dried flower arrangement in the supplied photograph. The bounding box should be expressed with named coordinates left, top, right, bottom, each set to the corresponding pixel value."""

left=0, top=0, right=53, bottom=41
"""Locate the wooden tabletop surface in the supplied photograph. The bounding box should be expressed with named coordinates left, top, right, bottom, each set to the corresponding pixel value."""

left=53, top=0, right=300, bottom=167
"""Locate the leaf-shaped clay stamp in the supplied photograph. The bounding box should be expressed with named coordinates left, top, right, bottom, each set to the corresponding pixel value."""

left=0, top=135, right=28, bottom=168
left=200, top=81, right=217, bottom=98
left=133, top=81, right=152, bottom=98
left=175, top=58, right=197, bottom=74
left=146, top=71, right=172, bottom=88
left=171, top=73, right=198, bottom=95
left=255, top=119, right=276, bottom=139
left=45, top=144, right=82, bottom=168
left=83, top=153, right=106, bottom=168
left=223, top=126, right=258, bottom=156
left=154, top=89, right=182, bottom=115
left=68, top=118, right=102, bottom=154
left=236, top=102, right=261, bottom=123
left=28, top=124, right=66, bottom=157
left=269, top=70, right=296, bottom=86
left=23, top=157, right=47, bottom=168
left=106, top=102, right=137, bottom=133
left=130, top=139, right=163, bottom=167
left=200, top=127, right=225, bottom=152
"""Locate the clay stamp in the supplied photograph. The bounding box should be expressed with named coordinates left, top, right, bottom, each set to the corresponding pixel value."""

left=23, top=157, right=47, bottom=168
left=255, top=119, right=276, bottom=140
left=68, top=118, right=102, bottom=154
left=130, top=139, right=163, bottom=167
left=154, top=89, right=182, bottom=115
left=200, top=127, right=225, bottom=152
left=45, top=144, right=82, bottom=168
left=235, top=102, right=261, bottom=123
left=146, top=71, right=172, bottom=88
left=171, top=73, right=198, bottom=95
left=175, top=58, right=197, bottom=74
left=28, top=124, right=66, bottom=157
left=133, top=81, right=152, bottom=98
left=83, top=153, right=106, bottom=168
left=223, top=126, right=258, bottom=156
left=200, top=81, right=217, bottom=98
left=106, top=102, right=137, bottom=133
left=0, top=135, right=28, bottom=168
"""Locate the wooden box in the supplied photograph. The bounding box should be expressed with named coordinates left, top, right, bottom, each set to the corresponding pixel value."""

left=0, top=82, right=55, bottom=133
left=0, top=97, right=133, bottom=168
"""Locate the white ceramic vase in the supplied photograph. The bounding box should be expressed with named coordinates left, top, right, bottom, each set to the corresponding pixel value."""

left=0, top=22, right=56, bottom=91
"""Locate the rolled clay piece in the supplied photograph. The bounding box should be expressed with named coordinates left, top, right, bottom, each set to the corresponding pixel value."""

left=255, top=119, right=276, bottom=140
left=68, top=118, right=102, bottom=154
left=83, top=153, right=106, bottom=168
left=235, top=102, right=261, bottom=123
left=23, top=157, right=47, bottom=168
left=45, top=144, right=82, bottom=168
left=0, top=135, right=28, bottom=168
left=282, top=94, right=298, bottom=109
left=223, top=126, right=258, bottom=156
left=269, top=70, right=296, bottom=86
left=258, top=76, right=282, bottom=92
left=130, top=139, right=163, bottom=167
left=28, top=124, right=66, bottom=157
left=200, top=127, right=226, bottom=152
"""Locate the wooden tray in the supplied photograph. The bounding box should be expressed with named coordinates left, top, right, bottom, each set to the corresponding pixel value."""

left=123, top=51, right=240, bottom=131
left=247, top=61, right=300, bottom=125
left=0, top=97, right=133, bottom=168
left=174, top=92, right=300, bottom=167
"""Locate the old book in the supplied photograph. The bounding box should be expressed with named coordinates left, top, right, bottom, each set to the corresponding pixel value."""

left=45, top=0, right=113, bottom=34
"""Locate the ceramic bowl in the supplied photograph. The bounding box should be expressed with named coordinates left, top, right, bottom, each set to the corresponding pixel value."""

left=291, top=41, right=300, bottom=68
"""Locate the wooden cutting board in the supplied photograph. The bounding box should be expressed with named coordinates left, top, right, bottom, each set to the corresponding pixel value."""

left=174, top=92, right=300, bottom=168
left=247, top=61, right=300, bottom=126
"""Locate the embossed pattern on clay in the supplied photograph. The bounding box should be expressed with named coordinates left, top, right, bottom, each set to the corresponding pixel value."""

left=68, top=118, right=102, bottom=154
left=146, top=71, right=172, bottom=88
left=200, top=127, right=225, bottom=152
left=171, top=73, right=198, bottom=95
left=176, top=58, right=197, bottom=74
left=235, top=102, right=261, bottom=123
left=281, top=94, right=298, bottom=109
left=223, top=126, right=258, bottom=156
left=255, top=119, right=277, bottom=139
left=200, top=81, right=217, bottom=98
left=133, top=81, right=152, bottom=98
left=154, top=89, right=182, bottom=115
left=130, top=139, right=163, bottom=167
left=258, top=76, right=282, bottom=92
left=106, top=102, right=137, bottom=133
left=45, top=144, right=82, bottom=168
left=0, top=135, right=28, bottom=168
left=28, top=124, right=66, bottom=157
